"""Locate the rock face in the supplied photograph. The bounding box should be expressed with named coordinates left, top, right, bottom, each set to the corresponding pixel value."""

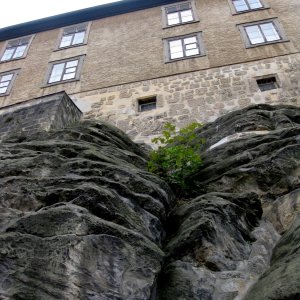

left=156, top=104, right=300, bottom=300
left=244, top=216, right=300, bottom=300
left=0, top=104, right=299, bottom=300
left=0, top=121, right=173, bottom=299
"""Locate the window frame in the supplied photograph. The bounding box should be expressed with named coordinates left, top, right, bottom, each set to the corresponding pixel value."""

left=138, top=96, right=157, bottom=112
left=56, top=22, right=91, bottom=50
left=0, top=69, right=19, bottom=97
left=255, top=74, right=281, bottom=92
left=237, top=19, right=288, bottom=48
left=161, top=0, right=199, bottom=28
left=163, top=32, right=205, bottom=63
left=0, top=35, right=34, bottom=63
left=228, top=0, right=269, bottom=14
left=44, top=55, right=85, bottom=86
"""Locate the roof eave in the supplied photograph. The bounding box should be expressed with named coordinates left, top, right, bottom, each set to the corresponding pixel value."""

left=0, top=0, right=180, bottom=41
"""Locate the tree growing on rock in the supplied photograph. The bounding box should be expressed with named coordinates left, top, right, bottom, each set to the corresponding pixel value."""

left=148, top=122, right=204, bottom=194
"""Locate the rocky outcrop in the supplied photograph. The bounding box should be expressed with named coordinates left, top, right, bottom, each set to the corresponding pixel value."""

left=0, top=104, right=299, bottom=300
left=0, top=121, right=173, bottom=299
left=193, top=104, right=300, bottom=200
left=156, top=104, right=300, bottom=300
left=244, top=216, right=300, bottom=300
left=264, top=188, right=300, bottom=234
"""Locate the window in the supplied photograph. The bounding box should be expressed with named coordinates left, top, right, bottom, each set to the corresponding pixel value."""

left=162, top=1, right=199, bottom=27
left=233, top=0, right=263, bottom=12
left=59, top=22, right=89, bottom=48
left=246, top=22, right=280, bottom=44
left=0, top=36, right=33, bottom=62
left=238, top=19, right=288, bottom=48
left=0, top=70, right=18, bottom=96
left=229, top=0, right=269, bottom=14
left=138, top=96, right=157, bottom=112
left=164, top=33, right=205, bottom=62
left=46, top=56, right=85, bottom=85
left=257, top=76, right=278, bottom=91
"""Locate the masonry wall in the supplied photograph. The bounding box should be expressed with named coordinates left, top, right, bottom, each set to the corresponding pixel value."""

left=0, top=0, right=299, bottom=108
left=82, top=53, right=300, bottom=143
left=0, top=92, right=82, bottom=141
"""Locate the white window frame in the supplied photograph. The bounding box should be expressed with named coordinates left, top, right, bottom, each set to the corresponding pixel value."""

left=0, top=69, right=19, bottom=96
left=57, top=22, right=91, bottom=49
left=0, top=35, right=34, bottom=62
left=45, top=56, right=85, bottom=86
left=161, top=0, right=199, bottom=28
left=238, top=19, right=288, bottom=48
left=228, top=0, right=269, bottom=14
left=164, top=32, right=205, bottom=63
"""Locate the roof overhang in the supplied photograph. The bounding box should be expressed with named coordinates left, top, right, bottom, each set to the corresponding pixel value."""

left=0, top=0, right=180, bottom=41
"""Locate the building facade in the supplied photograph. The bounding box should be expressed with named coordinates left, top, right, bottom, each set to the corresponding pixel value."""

left=0, top=0, right=299, bottom=143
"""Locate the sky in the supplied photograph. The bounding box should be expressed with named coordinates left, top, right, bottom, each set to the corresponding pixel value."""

left=0, top=0, right=121, bottom=28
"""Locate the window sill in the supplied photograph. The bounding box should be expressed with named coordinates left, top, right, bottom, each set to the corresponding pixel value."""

left=137, top=108, right=157, bottom=114
left=41, top=78, right=80, bottom=88
left=53, top=43, right=87, bottom=52
left=232, top=6, right=270, bottom=15
left=165, top=53, right=206, bottom=64
left=259, top=87, right=282, bottom=93
left=245, top=39, right=289, bottom=49
left=163, top=19, right=200, bottom=29
left=0, top=56, right=26, bottom=64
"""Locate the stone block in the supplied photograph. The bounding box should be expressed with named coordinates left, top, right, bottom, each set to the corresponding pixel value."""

left=190, top=83, right=200, bottom=89
left=0, top=92, right=82, bottom=141
left=195, top=88, right=208, bottom=95
left=178, top=114, right=189, bottom=120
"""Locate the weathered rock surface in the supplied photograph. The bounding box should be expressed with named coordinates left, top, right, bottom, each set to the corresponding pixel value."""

left=156, top=104, right=300, bottom=300
left=192, top=105, right=300, bottom=201
left=244, top=216, right=300, bottom=300
left=156, top=194, right=280, bottom=300
left=264, top=188, right=300, bottom=234
left=0, top=104, right=299, bottom=300
left=0, top=121, right=173, bottom=299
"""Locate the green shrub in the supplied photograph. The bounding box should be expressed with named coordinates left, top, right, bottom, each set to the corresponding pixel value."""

left=148, top=122, right=204, bottom=193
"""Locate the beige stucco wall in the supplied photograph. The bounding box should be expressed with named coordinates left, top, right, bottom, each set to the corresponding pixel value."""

left=0, top=0, right=299, bottom=108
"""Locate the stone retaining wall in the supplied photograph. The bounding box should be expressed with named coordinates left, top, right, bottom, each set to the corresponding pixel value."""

left=0, top=92, right=82, bottom=141
left=80, top=53, right=300, bottom=143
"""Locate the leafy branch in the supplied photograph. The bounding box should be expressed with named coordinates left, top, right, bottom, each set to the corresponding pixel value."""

left=148, top=122, right=204, bottom=193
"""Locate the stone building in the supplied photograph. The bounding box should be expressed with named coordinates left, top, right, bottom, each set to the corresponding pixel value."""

left=0, top=0, right=299, bottom=143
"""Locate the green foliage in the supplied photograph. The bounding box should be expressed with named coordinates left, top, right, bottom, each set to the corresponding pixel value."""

left=148, top=122, right=205, bottom=192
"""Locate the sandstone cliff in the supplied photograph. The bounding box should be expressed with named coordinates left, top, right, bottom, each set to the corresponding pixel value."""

left=0, top=104, right=299, bottom=300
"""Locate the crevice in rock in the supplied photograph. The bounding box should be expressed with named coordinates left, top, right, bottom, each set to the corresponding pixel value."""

left=0, top=105, right=299, bottom=299
left=153, top=105, right=300, bottom=300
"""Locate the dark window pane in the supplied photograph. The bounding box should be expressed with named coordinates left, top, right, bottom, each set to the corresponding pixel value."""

left=138, top=97, right=157, bottom=112
left=257, top=77, right=278, bottom=91
left=179, top=3, right=191, bottom=10
left=166, top=6, right=178, bottom=13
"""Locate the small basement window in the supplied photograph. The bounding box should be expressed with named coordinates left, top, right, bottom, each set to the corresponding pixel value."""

left=256, top=77, right=278, bottom=91
left=138, top=96, right=157, bottom=112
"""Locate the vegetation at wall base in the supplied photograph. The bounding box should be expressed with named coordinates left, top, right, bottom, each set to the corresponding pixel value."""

left=148, top=122, right=204, bottom=195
